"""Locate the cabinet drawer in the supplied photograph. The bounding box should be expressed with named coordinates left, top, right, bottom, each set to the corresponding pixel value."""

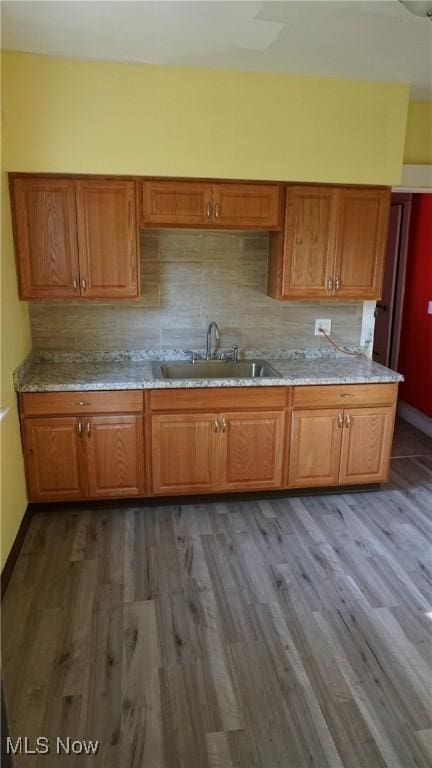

left=20, top=390, right=144, bottom=416
left=150, top=387, right=290, bottom=412
left=293, top=383, right=398, bottom=409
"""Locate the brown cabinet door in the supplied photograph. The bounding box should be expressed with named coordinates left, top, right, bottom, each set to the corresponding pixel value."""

left=280, top=186, right=337, bottom=298
left=85, top=415, right=144, bottom=498
left=141, top=181, right=213, bottom=227
left=213, top=183, right=282, bottom=229
left=10, top=177, right=80, bottom=299
left=289, top=409, right=343, bottom=488
left=334, top=187, right=390, bottom=299
left=24, top=417, right=86, bottom=501
left=339, top=406, right=394, bottom=484
left=220, top=411, right=284, bottom=490
left=76, top=179, right=138, bottom=298
left=152, top=413, right=217, bottom=494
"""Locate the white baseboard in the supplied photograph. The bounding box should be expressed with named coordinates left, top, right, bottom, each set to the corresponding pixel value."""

left=397, top=400, right=432, bottom=437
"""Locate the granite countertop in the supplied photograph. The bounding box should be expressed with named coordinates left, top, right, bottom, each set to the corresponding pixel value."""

left=14, top=351, right=404, bottom=392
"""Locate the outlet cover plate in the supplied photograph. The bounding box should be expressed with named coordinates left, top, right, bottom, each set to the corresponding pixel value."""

left=315, top=319, right=332, bottom=336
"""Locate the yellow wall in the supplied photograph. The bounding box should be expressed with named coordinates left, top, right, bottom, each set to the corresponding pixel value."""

left=2, top=51, right=409, bottom=185
left=404, top=101, right=432, bottom=164
left=1, top=173, right=31, bottom=570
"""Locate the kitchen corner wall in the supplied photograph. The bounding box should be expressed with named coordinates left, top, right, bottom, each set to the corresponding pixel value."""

left=30, top=230, right=364, bottom=353
left=1, top=174, right=32, bottom=570
left=404, top=101, right=432, bottom=165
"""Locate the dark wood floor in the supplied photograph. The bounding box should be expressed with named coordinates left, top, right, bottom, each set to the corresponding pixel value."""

left=2, top=419, right=432, bottom=767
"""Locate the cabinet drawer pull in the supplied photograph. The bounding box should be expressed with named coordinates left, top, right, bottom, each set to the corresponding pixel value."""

left=337, top=413, right=343, bottom=428
left=339, top=393, right=354, bottom=398
left=76, top=400, right=91, bottom=406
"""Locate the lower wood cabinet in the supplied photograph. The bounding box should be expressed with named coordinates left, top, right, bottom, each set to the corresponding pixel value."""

left=152, top=413, right=218, bottom=495
left=289, top=409, right=343, bottom=488
left=24, top=417, right=86, bottom=501
left=85, top=415, right=144, bottom=498
left=222, top=412, right=284, bottom=490
left=23, top=413, right=144, bottom=501
left=338, top=407, right=395, bottom=484
left=289, top=405, right=395, bottom=488
left=151, top=410, right=285, bottom=495
left=20, top=383, right=397, bottom=502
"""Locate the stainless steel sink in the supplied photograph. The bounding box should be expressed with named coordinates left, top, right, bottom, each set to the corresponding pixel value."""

left=151, top=360, right=281, bottom=380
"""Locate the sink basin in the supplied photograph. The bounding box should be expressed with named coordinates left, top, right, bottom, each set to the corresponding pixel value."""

left=151, top=360, right=281, bottom=380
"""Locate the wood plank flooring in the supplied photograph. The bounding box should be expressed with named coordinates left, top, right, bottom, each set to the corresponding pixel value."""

left=2, top=419, right=432, bottom=767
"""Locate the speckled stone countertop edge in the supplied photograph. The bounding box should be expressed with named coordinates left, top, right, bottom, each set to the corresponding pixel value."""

left=13, top=351, right=404, bottom=393
left=15, top=377, right=404, bottom=393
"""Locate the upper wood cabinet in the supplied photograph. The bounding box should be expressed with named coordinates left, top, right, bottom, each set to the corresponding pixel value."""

left=10, top=175, right=139, bottom=300
left=212, top=183, right=283, bottom=229
left=76, top=180, right=138, bottom=298
left=268, top=184, right=390, bottom=300
left=10, top=177, right=80, bottom=299
left=141, top=180, right=283, bottom=230
left=334, top=188, right=391, bottom=299
left=272, top=185, right=338, bottom=299
left=142, top=181, right=213, bottom=227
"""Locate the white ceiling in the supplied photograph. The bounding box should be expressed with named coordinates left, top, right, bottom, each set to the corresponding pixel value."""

left=2, top=0, right=432, bottom=98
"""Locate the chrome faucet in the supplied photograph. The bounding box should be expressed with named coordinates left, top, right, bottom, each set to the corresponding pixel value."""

left=206, top=321, right=220, bottom=360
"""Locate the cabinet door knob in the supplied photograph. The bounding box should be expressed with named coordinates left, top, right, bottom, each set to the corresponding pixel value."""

left=86, top=421, right=91, bottom=437
left=213, top=418, right=220, bottom=433
left=77, top=421, right=83, bottom=437
left=82, top=278, right=87, bottom=291
left=337, top=413, right=343, bottom=428
left=206, top=202, right=212, bottom=219
left=221, top=417, right=227, bottom=433
left=73, top=278, right=78, bottom=290
left=327, top=278, right=333, bottom=291
left=214, top=203, right=220, bottom=220
left=335, top=276, right=342, bottom=291
left=345, top=413, right=351, bottom=428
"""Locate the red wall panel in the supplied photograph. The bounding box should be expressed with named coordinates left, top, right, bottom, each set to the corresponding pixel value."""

left=398, top=194, right=432, bottom=417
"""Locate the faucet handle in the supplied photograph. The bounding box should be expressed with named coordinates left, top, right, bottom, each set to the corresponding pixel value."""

left=219, top=345, right=239, bottom=362
left=185, top=350, right=198, bottom=364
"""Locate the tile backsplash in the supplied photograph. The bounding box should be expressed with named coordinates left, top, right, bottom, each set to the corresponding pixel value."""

left=29, top=230, right=365, bottom=353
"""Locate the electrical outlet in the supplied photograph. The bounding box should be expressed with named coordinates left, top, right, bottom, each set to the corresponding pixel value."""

left=315, top=319, right=332, bottom=336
